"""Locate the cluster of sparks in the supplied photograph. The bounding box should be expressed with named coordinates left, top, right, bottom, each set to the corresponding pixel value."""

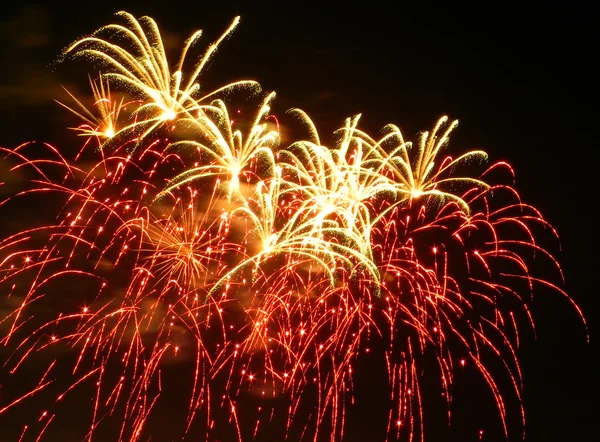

left=0, top=11, right=584, bottom=442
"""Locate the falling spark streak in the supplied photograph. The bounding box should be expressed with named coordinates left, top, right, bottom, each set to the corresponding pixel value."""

left=0, top=381, right=53, bottom=415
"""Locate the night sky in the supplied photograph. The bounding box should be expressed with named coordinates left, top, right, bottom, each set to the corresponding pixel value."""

left=0, top=2, right=597, bottom=441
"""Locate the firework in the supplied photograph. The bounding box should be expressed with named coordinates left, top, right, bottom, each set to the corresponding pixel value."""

left=55, top=74, right=126, bottom=139
left=62, top=11, right=260, bottom=142
left=0, top=11, right=585, bottom=442
left=160, top=91, right=280, bottom=200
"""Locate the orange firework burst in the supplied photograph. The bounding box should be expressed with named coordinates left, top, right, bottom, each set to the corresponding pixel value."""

left=0, top=11, right=586, bottom=442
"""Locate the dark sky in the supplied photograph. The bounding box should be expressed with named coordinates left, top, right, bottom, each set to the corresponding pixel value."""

left=0, top=2, right=597, bottom=441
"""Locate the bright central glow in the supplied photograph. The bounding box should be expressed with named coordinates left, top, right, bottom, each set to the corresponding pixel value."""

left=163, top=109, right=176, bottom=121
left=411, top=188, right=423, bottom=198
left=263, top=233, right=278, bottom=254
left=229, top=168, right=241, bottom=194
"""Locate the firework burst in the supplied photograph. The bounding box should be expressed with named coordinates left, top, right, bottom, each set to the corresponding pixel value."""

left=62, top=11, right=259, bottom=143
left=0, top=11, right=585, bottom=442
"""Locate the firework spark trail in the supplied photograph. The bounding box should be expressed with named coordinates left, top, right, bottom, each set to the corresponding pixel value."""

left=0, top=10, right=586, bottom=442
left=62, top=11, right=260, bottom=143
left=55, top=74, right=128, bottom=140
left=160, top=91, right=280, bottom=200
